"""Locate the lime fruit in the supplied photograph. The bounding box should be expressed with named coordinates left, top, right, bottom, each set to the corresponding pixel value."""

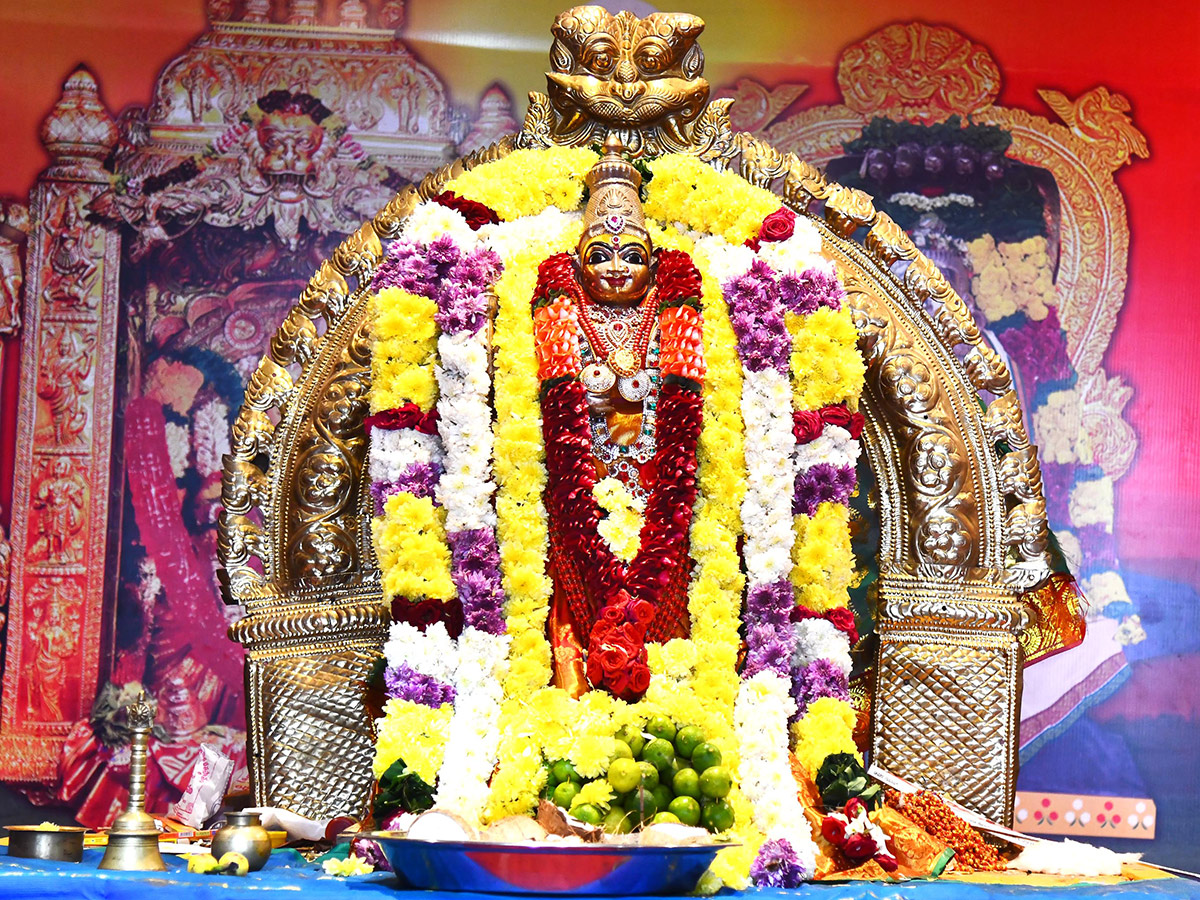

left=553, top=781, right=581, bottom=808
left=629, top=785, right=659, bottom=821
left=699, top=765, right=732, bottom=799
left=701, top=798, right=735, bottom=833
left=552, top=760, right=580, bottom=784
left=642, top=738, right=675, bottom=773
left=637, top=760, right=660, bottom=791
left=611, top=740, right=634, bottom=761
left=602, top=808, right=633, bottom=834
left=616, top=724, right=645, bottom=758
left=646, top=715, right=677, bottom=743
left=573, top=803, right=603, bottom=825
left=690, top=741, right=722, bottom=773
left=668, top=795, right=702, bottom=827
left=606, top=757, right=641, bottom=793
left=651, top=812, right=681, bottom=825
left=674, top=725, right=704, bottom=759
left=671, top=767, right=701, bottom=799
left=651, top=784, right=674, bottom=813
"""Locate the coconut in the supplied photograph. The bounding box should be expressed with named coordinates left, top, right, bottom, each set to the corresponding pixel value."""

left=483, top=815, right=549, bottom=843
left=638, top=822, right=711, bottom=847
left=536, top=800, right=602, bottom=842
left=405, top=808, right=478, bottom=842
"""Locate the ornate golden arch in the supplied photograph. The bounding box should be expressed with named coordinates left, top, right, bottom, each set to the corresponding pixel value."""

left=219, top=12, right=1056, bottom=824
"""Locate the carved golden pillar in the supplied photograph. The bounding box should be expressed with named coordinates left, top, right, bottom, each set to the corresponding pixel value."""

left=0, top=68, right=123, bottom=779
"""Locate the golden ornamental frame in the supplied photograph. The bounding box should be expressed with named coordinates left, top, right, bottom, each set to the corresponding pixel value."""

left=218, top=12, right=1057, bottom=825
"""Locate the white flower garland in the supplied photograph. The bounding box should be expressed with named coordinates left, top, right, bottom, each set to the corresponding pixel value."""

left=433, top=629, right=512, bottom=823
left=369, top=429, right=442, bottom=485
left=735, top=670, right=817, bottom=874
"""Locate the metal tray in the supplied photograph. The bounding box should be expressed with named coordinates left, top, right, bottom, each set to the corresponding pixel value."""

left=367, top=834, right=724, bottom=895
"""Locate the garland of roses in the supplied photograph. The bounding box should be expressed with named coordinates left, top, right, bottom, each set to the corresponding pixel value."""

left=532, top=250, right=706, bottom=700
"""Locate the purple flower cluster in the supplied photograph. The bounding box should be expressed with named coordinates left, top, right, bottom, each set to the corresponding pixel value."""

left=742, top=580, right=797, bottom=679
left=724, top=260, right=791, bottom=374
left=371, top=462, right=443, bottom=514
left=749, top=837, right=807, bottom=888
left=779, top=266, right=844, bottom=316
left=793, top=463, right=856, bottom=516
left=372, top=235, right=503, bottom=336
left=790, top=657, right=849, bottom=720
left=998, top=307, right=1071, bottom=388
left=384, top=661, right=456, bottom=707
left=448, top=528, right=506, bottom=635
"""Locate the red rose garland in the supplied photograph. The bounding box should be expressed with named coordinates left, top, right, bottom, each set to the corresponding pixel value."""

left=793, top=404, right=865, bottom=444
left=431, top=191, right=501, bottom=230
left=533, top=250, right=705, bottom=701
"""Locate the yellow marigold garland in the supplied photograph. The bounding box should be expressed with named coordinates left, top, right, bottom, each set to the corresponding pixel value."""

left=790, top=696, right=859, bottom=775
left=790, top=502, right=854, bottom=612
left=786, top=307, right=865, bottom=412
left=644, top=154, right=780, bottom=246
left=443, top=146, right=597, bottom=222
left=374, top=493, right=454, bottom=602
left=373, top=698, right=455, bottom=785
left=370, top=287, right=439, bottom=413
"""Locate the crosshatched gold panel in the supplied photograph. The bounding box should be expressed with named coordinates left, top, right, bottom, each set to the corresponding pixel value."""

left=873, top=624, right=1022, bottom=822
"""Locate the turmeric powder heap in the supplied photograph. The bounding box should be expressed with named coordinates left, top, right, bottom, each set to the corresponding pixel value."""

left=888, top=790, right=1006, bottom=872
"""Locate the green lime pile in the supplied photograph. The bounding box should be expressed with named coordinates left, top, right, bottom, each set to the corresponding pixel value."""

left=543, top=716, right=735, bottom=835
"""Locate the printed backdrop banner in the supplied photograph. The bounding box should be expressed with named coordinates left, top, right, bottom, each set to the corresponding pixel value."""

left=0, top=0, right=1195, bottom=869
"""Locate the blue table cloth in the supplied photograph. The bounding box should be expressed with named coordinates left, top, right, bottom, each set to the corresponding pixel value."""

left=0, top=848, right=1195, bottom=899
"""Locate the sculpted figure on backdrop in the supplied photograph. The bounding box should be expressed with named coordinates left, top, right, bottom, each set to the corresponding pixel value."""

left=31, top=457, right=87, bottom=563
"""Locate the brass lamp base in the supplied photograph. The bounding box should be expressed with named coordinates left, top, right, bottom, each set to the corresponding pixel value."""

left=97, top=829, right=167, bottom=871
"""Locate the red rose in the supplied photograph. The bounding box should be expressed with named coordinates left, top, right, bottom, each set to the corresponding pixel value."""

left=793, top=409, right=823, bottom=444
left=821, top=404, right=866, bottom=440
left=629, top=599, right=655, bottom=626
left=391, top=597, right=463, bottom=638
left=431, top=191, right=500, bottom=230
left=842, top=833, right=875, bottom=861
left=628, top=662, right=651, bottom=694
left=822, top=405, right=852, bottom=430
left=821, top=816, right=847, bottom=845
left=825, top=607, right=859, bottom=647
left=758, top=207, right=796, bottom=244
left=365, top=403, right=439, bottom=435
left=875, top=853, right=898, bottom=873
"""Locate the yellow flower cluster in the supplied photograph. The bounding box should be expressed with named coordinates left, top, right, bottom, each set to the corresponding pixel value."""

left=323, top=856, right=375, bottom=877
left=373, top=697, right=455, bottom=785
left=967, top=234, right=1056, bottom=323
left=374, top=493, right=454, bottom=601
left=790, top=697, right=859, bottom=776
left=488, top=222, right=584, bottom=701
left=443, top=146, right=597, bottom=221
left=644, top=154, right=780, bottom=246
left=790, top=503, right=853, bottom=612
left=785, top=307, right=865, bottom=412
left=370, top=287, right=438, bottom=413
left=593, top=477, right=643, bottom=562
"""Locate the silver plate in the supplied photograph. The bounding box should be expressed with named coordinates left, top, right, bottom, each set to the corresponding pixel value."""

left=366, top=834, right=725, bottom=895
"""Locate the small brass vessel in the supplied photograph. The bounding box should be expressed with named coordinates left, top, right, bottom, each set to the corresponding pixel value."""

left=211, top=810, right=271, bottom=871
left=5, top=825, right=87, bottom=862
left=98, top=693, right=167, bottom=872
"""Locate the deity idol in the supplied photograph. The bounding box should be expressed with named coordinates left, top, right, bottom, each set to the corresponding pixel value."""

left=541, top=137, right=700, bottom=699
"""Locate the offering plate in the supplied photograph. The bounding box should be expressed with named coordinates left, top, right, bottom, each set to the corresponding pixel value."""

left=368, top=835, right=724, bottom=895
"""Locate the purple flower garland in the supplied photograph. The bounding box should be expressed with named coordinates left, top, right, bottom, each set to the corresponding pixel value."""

left=793, top=462, right=857, bottom=517
left=790, top=657, right=850, bottom=721
left=384, top=661, right=457, bottom=707
left=724, top=259, right=792, bottom=374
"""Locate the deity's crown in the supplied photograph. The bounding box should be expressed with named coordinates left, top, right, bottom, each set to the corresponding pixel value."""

left=581, top=135, right=650, bottom=246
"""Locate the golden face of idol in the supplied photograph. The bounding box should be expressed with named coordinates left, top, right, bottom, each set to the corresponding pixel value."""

left=579, top=233, right=653, bottom=305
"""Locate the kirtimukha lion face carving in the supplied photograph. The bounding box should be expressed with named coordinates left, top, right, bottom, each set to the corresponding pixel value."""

left=546, top=6, right=710, bottom=150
